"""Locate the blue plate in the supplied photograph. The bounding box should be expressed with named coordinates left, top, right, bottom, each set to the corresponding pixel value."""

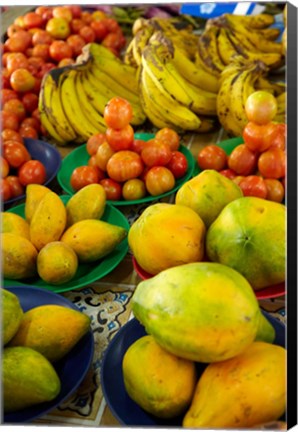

left=4, top=138, right=62, bottom=206
left=101, top=313, right=286, bottom=427
left=3, top=285, right=94, bottom=424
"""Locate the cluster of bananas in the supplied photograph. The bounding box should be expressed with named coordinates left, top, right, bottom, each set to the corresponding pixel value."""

left=124, top=18, right=220, bottom=133
left=196, top=13, right=285, bottom=77
left=38, top=43, right=146, bottom=146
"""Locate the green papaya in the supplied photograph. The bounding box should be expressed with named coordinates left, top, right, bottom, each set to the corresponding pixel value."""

left=2, top=288, right=24, bottom=345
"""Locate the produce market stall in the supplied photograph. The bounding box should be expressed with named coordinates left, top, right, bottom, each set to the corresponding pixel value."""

left=1, top=3, right=292, bottom=429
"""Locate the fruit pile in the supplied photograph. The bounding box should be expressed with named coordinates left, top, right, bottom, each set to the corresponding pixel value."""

left=70, top=97, right=189, bottom=201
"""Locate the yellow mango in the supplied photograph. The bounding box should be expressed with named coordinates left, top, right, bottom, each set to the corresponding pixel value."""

left=1, top=212, right=30, bottom=240
left=2, top=233, right=38, bottom=279
left=2, top=288, right=24, bottom=345
left=24, top=184, right=51, bottom=223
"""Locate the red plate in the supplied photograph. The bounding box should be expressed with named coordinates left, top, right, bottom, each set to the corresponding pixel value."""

left=132, top=256, right=285, bottom=300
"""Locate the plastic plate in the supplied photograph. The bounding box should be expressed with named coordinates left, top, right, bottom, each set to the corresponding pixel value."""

left=101, top=314, right=285, bottom=427
left=4, top=195, right=130, bottom=293
left=3, top=285, right=94, bottom=424
left=4, top=138, right=62, bottom=206
left=57, top=133, right=196, bottom=205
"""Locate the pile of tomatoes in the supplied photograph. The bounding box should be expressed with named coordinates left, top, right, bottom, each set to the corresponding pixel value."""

left=197, top=91, right=286, bottom=203
left=70, top=97, right=189, bottom=201
left=1, top=5, right=126, bottom=142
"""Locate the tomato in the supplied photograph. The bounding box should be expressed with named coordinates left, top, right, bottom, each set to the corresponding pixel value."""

left=104, top=97, right=133, bottom=130
left=1, top=89, right=18, bottom=106
left=3, top=141, right=31, bottom=168
left=219, top=168, right=237, bottom=180
left=49, top=40, right=73, bottom=62
left=87, top=156, right=106, bottom=179
left=106, top=151, right=144, bottom=182
left=18, top=160, right=47, bottom=186
left=90, top=20, right=108, bottom=42
left=32, top=29, right=53, bottom=46
left=0, top=157, right=10, bottom=178
left=6, top=175, right=25, bottom=198
left=66, top=34, right=85, bottom=57
left=1, top=68, right=11, bottom=89
left=22, top=92, right=39, bottom=113
left=102, top=32, right=125, bottom=52
left=70, top=165, right=99, bottom=191
left=245, top=91, right=278, bottom=125
left=70, top=18, right=85, bottom=34
left=238, top=175, right=268, bottom=199
left=1, top=111, right=19, bottom=131
left=6, top=52, right=29, bottom=74
left=101, top=18, right=120, bottom=33
left=92, top=10, right=107, bottom=21
left=258, top=148, right=286, bottom=179
left=243, top=122, right=279, bottom=152
left=7, top=24, right=23, bottom=38
left=233, top=175, right=245, bottom=186
left=141, top=139, right=172, bottom=167
left=37, top=62, right=56, bottom=79
left=81, top=11, right=93, bottom=25
left=99, top=178, right=122, bottom=201
left=228, top=144, right=258, bottom=176
left=197, top=144, right=227, bottom=171
left=145, top=166, right=175, bottom=196
left=106, top=124, right=134, bottom=151
left=166, top=151, right=188, bottom=179
left=46, top=17, right=71, bottom=40
left=10, top=69, right=35, bottom=93
left=19, top=125, right=39, bottom=139
left=32, top=44, right=50, bottom=62
left=1, top=129, right=24, bottom=144
left=52, top=6, right=73, bottom=22
left=131, top=139, right=147, bottom=154
left=122, top=178, right=147, bottom=201
left=0, top=178, right=12, bottom=201
left=5, top=30, right=32, bottom=53
left=3, top=99, right=26, bottom=122
left=20, top=117, right=41, bottom=133
left=69, top=5, right=82, bottom=19
left=58, top=58, right=75, bottom=67
left=23, top=12, right=44, bottom=29
left=95, top=141, right=115, bottom=171
left=79, top=26, right=96, bottom=43
left=155, top=127, right=180, bottom=151
left=86, top=133, right=107, bottom=156
left=270, top=123, right=286, bottom=150
left=264, top=178, right=285, bottom=203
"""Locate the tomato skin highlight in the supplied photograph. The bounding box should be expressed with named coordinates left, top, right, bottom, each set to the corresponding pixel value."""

left=18, top=160, right=47, bottom=186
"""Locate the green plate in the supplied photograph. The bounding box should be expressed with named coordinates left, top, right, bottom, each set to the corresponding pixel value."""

left=57, top=133, right=196, bottom=206
left=192, top=136, right=244, bottom=177
left=3, top=195, right=130, bottom=293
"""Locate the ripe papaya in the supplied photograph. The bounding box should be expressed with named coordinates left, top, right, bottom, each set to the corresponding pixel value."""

left=24, top=184, right=51, bottom=223
left=2, top=233, right=38, bottom=280
left=1, top=212, right=30, bottom=240
left=2, top=288, right=24, bottom=345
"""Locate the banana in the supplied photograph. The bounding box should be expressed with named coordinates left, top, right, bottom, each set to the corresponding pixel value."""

left=230, top=23, right=282, bottom=54
left=38, top=97, right=68, bottom=146
left=223, top=13, right=275, bottom=29
left=255, top=77, right=286, bottom=96
left=197, top=27, right=226, bottom=77
left=217, top=28, right=239, bottom=66
left=124, top=38, right=138, bottom=67
left=254, top=27, right=281, bottom=41
left=132, top=25, right=154, bottom=67
left=140, top=66, right=201, bottom=131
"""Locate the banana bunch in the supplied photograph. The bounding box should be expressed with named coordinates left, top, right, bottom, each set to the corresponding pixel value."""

left=196, top=13, right=284, bottom=77
left=39, top=43, right=146, bottom=146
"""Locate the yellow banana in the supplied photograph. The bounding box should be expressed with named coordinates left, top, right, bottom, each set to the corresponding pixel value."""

left=124, top=38, right=138, bottom=67
left=231, top=23, right=282, bottom=54
left=197, top=27, right=226, bottom=77
left=132, top=25, right=154, bottom=67
left=38, top=96, right=68, bottom=146
left=254, top=27, right=281, bottom=41
left=255, top=77, right=286, bottom=96
left=216, top=28, right=239, bottom=65
left=223, top=13, right=275, bottom=29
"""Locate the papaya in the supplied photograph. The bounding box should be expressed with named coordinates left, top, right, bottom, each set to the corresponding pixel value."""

left=206, top=197, right=286, bottom=290
left=66, top=183, right=106, bottom=226
left=122, top=335, right=197, bottom=419
left=24, top=184, right=51, bottom=223
left=9, top=304, right=91, bottom=362
left=2, top=288, right=24, bottom=345
left=1, top=212, right=30, bottom=240
left=3, top=346, right=61, bottom=412
left=61, top=219, right=127, bottom=263
left=183, top=342, right=286, bottom=428
left=255, top=313, right=275, bottom=343
left=132, top=262, right=262, bottom=363
left=175, top=169, right=243, bottom=227
left=30, top=191, right=67, bottom=251
left=128, top=203, right=206, bottom=275
left=2, top=233, right=38, bottom=279
left=37, top=241, right=78, bottom=285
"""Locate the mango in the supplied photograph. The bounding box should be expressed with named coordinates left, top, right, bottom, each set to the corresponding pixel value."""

left=66, top=183, right=106, bottom=226
left=37, top=241, right=78, bottom=285
left=30, top=191, right=67, bottom=251
left=2, top=289, right=24, bottom=345
left=132, top=262, right=262, bottom=363
left=128, top=203, right=206, bottom=275
left=1, top=212, right=30, bottom=240
left=24, top=184, right=51, bottom=223
left=183, top=342, right=286, bottom=428
left=3, top=346, right=61, bottom=412
left=206, top=197, right=286, bottom=290
left=255, top=313, right=275, bottom=343
left=9, top=304, right=91, bottom=362
left=175, top=169, right=243, bottom=227
left=122, top=335, right=197, bottom=419
left=2, top=233, right=38, bottom=279
left=61, top=219, right=127, bottom=263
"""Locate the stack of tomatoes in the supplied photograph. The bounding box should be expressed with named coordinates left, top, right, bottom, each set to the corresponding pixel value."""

left=197, top=91, right=286, bottom=203
left=1, top=5, right=126, bottom=142
left=70, top=97, right=188, bottom=201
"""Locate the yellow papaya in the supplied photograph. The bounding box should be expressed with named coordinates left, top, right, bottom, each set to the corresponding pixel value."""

left=9, top=304, right=91, bottom=362
left=3, top=346, right=61, bottom=412
left=1, top=212, right=30, bottom=240
left=2, top=288, right=24, bottom=345
left=2, top=233, right=38, bottom=279
left=24, top=183, right=51, bottom=223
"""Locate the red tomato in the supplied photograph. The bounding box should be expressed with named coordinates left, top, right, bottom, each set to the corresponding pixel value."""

left=0, top=178, right=12, bottom=201
left=258, top=148, right=286, bottom=179
left=3, top=99, right=26, bottom=122
left=5, top=30, right=32, bottom=53
left=0, top=157, right=10, bottom=178
left=1, top=89, right=18, bottom=107
left=155, top=127, right=180, bottom=151
left=122, top=178, right=147, bottom=201
left=141, top=139, right=172, bottom=167
left=243, top=122, right=279, bottom=152
left=18, top=160, right=47, bottom=186
left=70, top=166, right=99, bottom=191
left=49, top=40, right=73, bottom=62
left=106, top=151, right=144, bottom=182
left=90, top=20, right=108, bottom=42
left=7, top=24, right=23, bottom=38
left=99, top=178, right=122, bottom=201
left=1, top=129, right=23, bottom=144
left=79, top=26, right=96, bottom=43
left=104, top=97, right=133, bottom=130
left=81, top=11, right=93, bottom=25
left=66, top=34, right=85, bottom=57
left=145, top=166, right=175, bottom=196
left=32, top=29, right=53, bottom=46
left=166, top=151, right=188, bottom=179
left=101, top=18, right=120, bottom=33
left=32, top=44, right=50, bottom=62
left=87, top=156, right=106, bottom=180
left=58, top=58, right=75, bottom=67
left=6, top=175, right=25, bottom=197
left=69, top=5, right=82, bottom=19
left=6, top=52, right=29, bottom=74
left=197, top=144, right=227, bottom=171
left=238, top=175, right=268, bottom=199
left=23, top=12, right=44, bottom=29
left=1, top=111, right=19, bottom=131
left=219, top=168, right=237, bottom=180
left=228, top=144, right=258, bottom=176
left=3, top=141, right=31, bottom=168
left=102, top=32, right=125, bottom=52
left=52, top=6, right=73, bottom=23
left=20, top=117, right=41, bottom=133
left=131, top=139, right=148, bottom=154
left=95, top=141, right=115, bottom=171
left=10, top=69, right=35, bottom=93
left=19, top=125, right=39, bottom=139
left=70, top=18, right=85, bottom=34
left=264, top=178, right=285, bottom=203
left=245, top=91, right=278, bottom=125
left=270, top=124, right=286, bottom=150
left=22, top=92, right=39, bottom=113
left=86, top=133, right=107, bottom=156
left=106, top=124, right=134, bottom=151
